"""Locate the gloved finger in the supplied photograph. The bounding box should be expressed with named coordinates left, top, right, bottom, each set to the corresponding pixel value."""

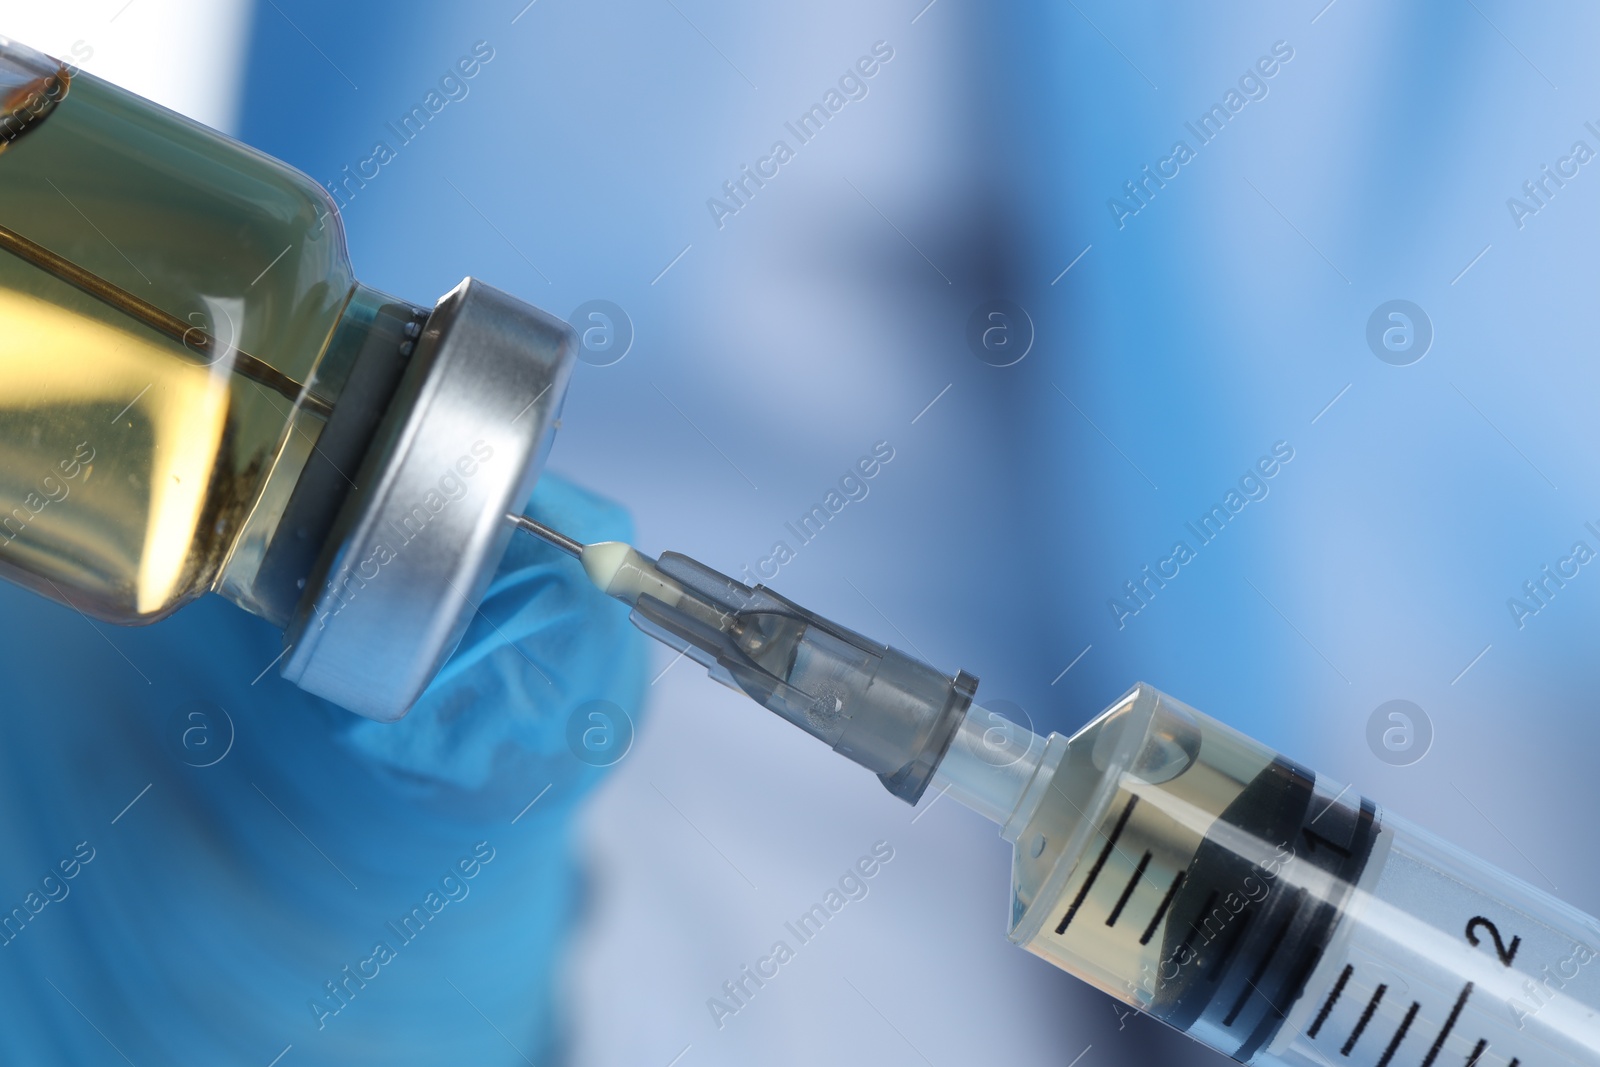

left=327, top=471, right=647, bottom=799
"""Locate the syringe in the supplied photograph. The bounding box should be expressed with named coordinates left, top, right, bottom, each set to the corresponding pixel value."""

left=511, top=517, right=1600, bottom=1066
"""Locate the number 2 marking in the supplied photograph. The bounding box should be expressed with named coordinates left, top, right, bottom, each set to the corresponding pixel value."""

left=1465, top=916, right=1522, bottom=967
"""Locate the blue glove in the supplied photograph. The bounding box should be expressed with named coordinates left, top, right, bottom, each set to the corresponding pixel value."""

left=0, top=472, right=646, bottom=1065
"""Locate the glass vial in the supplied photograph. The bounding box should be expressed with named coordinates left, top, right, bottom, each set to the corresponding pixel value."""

left=0, top=38, right=573, bottom=720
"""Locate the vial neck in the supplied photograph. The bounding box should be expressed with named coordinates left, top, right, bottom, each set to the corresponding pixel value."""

left=213, top=282, right=429, bottom=626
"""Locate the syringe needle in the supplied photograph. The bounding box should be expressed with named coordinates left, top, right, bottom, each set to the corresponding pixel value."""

left=506, top=514, right=687, bottom=612
left=506, top=509, right=974, bottom=806
left=505, top=513, right=585, bottom=558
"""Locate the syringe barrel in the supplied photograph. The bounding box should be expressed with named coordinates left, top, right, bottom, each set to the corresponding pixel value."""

left=1007, top=684, right=1600, bottom=1065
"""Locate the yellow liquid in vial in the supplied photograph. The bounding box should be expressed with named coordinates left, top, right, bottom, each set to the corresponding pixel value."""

left=0, top=55, right=355, bottom=622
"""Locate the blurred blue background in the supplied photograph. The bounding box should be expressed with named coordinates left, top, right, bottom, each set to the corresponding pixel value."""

left=13, top=0, right=1600, bottom=1064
